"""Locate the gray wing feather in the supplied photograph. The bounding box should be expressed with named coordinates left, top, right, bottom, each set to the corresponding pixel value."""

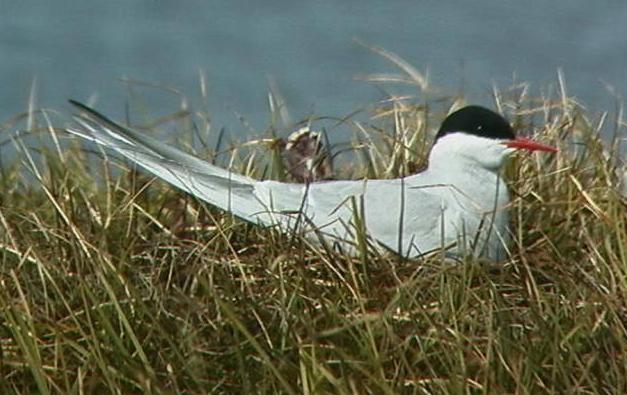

left=68, top=100, right=285, bottom=224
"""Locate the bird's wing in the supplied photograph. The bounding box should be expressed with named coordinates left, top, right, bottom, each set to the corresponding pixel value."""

left=68, top=100, right=303, bottom=224
left=268, top=178, right=455, bottom=257
left=67, top=101, right=459, bottom=257
left=357, top=179, right=452, bottom=257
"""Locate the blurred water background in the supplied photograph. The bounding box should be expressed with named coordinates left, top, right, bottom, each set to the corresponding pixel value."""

left=1, top=1, right=626, bottom=147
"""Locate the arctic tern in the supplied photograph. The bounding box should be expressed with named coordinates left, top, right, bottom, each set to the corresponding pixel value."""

left=68, top=101, right=557, bottom=259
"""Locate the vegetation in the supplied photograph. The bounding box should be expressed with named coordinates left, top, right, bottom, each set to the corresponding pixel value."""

left=0, top=69, right=625, bottom=394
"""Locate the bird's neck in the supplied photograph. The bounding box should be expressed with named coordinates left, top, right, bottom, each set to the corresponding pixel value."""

left=428, top=156, right=501, bottom=185
left=417, top=155, right=511, bottom=259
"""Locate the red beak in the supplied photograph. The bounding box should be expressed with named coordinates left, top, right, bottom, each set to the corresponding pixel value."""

left=503, top=137, right=558, bottom=152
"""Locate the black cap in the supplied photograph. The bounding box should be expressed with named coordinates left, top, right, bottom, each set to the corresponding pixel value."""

left=435, top=106, right=514, bottom=141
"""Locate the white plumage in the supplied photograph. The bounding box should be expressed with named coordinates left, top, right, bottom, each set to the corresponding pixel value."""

left=68, top=101, right=557, bottom=260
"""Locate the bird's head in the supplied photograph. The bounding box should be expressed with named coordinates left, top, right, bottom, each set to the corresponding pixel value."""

left=429, top=105, right=557, bottom=171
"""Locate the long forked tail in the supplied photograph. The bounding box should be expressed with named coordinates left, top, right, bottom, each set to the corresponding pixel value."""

left=67, top=100, right=267, bottom=222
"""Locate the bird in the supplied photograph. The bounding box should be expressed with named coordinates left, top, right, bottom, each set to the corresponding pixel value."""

left=67, top=101, right=557, bottom=260
left=277, top=126, right=330, bottom=182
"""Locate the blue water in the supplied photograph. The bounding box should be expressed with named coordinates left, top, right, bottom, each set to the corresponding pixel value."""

left=2, top=1, right=627, bottom=142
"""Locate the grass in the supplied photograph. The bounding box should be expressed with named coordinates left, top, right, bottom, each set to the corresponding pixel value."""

left=0, top=72, right=626, bottom=394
